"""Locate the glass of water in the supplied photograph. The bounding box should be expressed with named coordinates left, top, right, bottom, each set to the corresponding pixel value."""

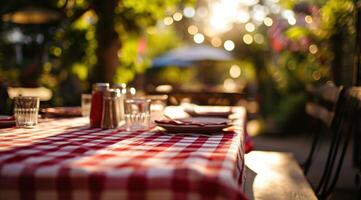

left=146, top=95, right=168, bottom=122
left=14, top=96, right=40, bottom=128
left=124, top=98, right=151, bottom=131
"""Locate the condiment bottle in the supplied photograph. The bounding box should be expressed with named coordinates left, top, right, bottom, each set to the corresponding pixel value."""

left=90, top=83, right=109, bottom=128
left=101, top=89, right=120, bottom=129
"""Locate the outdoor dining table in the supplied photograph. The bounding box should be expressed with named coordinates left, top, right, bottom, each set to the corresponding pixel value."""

left=0, top=106, right=248, bottom=200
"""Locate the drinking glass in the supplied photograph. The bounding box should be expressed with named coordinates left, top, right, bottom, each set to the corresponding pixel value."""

left=81, top=94, right=92, bottom=117
left=14, top=96, right=40, bottom=128
left=146, top=95, right=168, bottom=122
left=124, top=99, right=151, bottom=131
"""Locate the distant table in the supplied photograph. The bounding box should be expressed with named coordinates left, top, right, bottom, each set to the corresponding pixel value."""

left=0, top=106, right=247, bottom=200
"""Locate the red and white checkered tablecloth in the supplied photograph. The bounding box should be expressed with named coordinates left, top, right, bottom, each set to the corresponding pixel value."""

left=0, top=115, right=248, bottom=200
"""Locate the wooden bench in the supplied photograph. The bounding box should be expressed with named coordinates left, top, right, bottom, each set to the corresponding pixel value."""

left=245, top=151, right=317, bottom=200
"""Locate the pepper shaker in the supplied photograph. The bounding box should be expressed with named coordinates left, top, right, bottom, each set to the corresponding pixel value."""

left=101, top=89, right=121, bottom=129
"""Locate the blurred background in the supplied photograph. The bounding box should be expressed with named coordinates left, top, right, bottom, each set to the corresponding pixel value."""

left=0, top=0, right=360, bottom=198
left=0, top=0, right=357, bottom=134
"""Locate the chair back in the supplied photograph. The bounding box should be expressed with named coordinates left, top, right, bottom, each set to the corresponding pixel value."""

left=305, top=82, right=358, bottom=198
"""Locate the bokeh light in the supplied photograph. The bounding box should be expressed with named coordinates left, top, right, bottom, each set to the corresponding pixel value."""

left=193, top=33, right=205, bottom=44
left=312, top=71, right=321, bottom=80
left=309, top=44, right=318, bottom=54
left=163, top=17, right=173, bottom=25
left=224, top=40, right=235, bottom=51
left=183, top=7, right=195, bottom=18
left=243, top=34, right=253, bottom=44
left=211, top=37, right=222, bottom=47
left=254, top=33, right=264, bottom=44
left=237, top=10, right=250, bottom=23
left=288, top=17, right=296, bottom=25
left=263, top=17, right=273, bottom=27
left=187, top=25, right=198, bottom=35
left=223, top=78, right=237, bottom=91
left=197, top=7, right=208, bottom=18
left=173, top=12, right=183, bottom=21
left=245, top=23, right=255, bottom=32
left=229, top=65, right=241, bottom=78
left=305, top=15, right=313, bottom=24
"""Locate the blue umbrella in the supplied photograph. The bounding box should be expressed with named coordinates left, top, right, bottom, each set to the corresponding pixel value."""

left=152, top=56, right=193, bottom=68
left=152, top=44, right=233, bottom=67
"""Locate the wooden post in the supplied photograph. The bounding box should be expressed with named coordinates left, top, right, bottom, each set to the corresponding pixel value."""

left=92, top=0, right=120, bottom=84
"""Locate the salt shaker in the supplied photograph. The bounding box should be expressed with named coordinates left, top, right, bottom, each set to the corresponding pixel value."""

left=90, top=83, right=109, bottom=128
left=101, top=89, right=121, bottom=129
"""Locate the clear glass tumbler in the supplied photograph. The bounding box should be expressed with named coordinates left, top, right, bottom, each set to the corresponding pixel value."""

left=124, top=98, right=151, bottom=131
left=146, top=95, right=168, bottom=122
left=14, top=96, right=40, bottom=128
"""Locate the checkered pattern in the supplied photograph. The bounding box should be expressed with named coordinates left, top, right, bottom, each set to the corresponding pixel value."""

left=0, top=117, right=247, bottom=200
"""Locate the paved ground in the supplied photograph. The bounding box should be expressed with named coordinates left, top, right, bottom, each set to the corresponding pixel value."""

left=251, top=132, right=359, bottom=200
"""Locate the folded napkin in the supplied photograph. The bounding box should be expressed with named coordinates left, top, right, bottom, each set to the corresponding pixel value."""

left=184, top=106, right=232, bottom=117
left=155, top=117, right=230, bottom=126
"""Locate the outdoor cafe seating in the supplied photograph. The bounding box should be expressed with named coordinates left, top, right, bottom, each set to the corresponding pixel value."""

left=3, top=83, right=358, bottom=200
left=1, top=0, right=361, bottom=199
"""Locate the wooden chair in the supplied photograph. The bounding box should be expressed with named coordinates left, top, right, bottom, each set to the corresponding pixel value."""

left=303, top=83, right=344, bottom=174
left=347, top=87, right=361, bottom=200
left=305, top=83, right=358, bottom=199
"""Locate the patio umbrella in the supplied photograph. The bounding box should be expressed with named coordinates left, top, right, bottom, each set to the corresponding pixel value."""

left=152, top=44, right=234, bottom=67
